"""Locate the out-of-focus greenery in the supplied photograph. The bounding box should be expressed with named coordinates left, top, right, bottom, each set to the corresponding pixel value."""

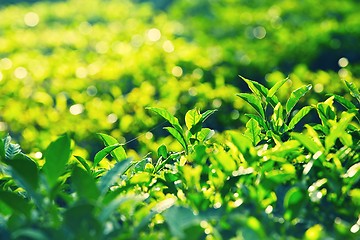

left=0, top=0, right=359, bottom=159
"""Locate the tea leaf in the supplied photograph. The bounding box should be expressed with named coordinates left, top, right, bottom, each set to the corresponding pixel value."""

left=237, top=93, right=265, bottom=118
left=97, top=133, right=127, bottom=161
left=72, top=166, right=100, bottom=201
left=146, top=107, right=183, bottom=133
left=245, top=118, right=261, bottom=145
left=344, top=80, right=360, bottom=103
left=185, top=109, right=202, bottom=130
left=42, top=133, right=71, bottom=187
left=93, top=143, right=121, bottom=167
left=164, top=127, right=188, bottom=153
left=268, top=77, right=288, bottom=98
left=325, top=112, right=354, bottom=152
left=98, top=158, right=132, bottom=195
left=240, top=76, right=268, bottom=98
left=286, top=84, right=312, bottom=114
left=287, top=106, right=313, bottom=130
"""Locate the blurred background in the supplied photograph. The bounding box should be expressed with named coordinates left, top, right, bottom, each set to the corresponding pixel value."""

left=0, top=0, right=359, bottom=159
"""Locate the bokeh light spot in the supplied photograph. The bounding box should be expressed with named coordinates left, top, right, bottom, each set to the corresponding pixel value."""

left=76, top=67, right=88, bottom=79
left=107, top=113, right=118, bottom=124
left=172, top=66, right=183, bottom=77
left=24, top=12, right=39, bottom=27
left=145, top=131, right=153, bottom=139
left=69, top=104, right=84, bottom=115
left=338, top=57, right=349, bottom=68
left=0, top=58, right=12, bottom=69
left=314, top=83, right=324, bottom=93
left=253, top=26, right=266, bottom=39
left=86, top=85, right=98, bottom=96
left=34, top=151, right=43, bottom=159
left=14, top=67, right=28, bottom=79
left=147, top=28, right=161, bottom=42
left=162, top=40, right=174, bottom=53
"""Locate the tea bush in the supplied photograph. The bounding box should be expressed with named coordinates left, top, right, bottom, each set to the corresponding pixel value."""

left=0, top=0, right=359, bottom=158
left=1, top=0, right=360, bottom=239
left=0, top=78, right=359, bottom=239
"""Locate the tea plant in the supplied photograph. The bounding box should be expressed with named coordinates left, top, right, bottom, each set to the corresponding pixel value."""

left=1, top=78, right=359, bottom=239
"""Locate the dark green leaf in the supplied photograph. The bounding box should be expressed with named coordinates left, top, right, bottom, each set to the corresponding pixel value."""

left=157, top=144, right=167, bottom=159
left=287, top=106, right=313, bottom=130
left=284, top=187, right=306, bottom=221
left=237, top=93, right=265, bottom=118
left=93, top=143, right=121, bottom=167
left=0, top=190, right=32, bottom=216
left=146, top=107, right=183, bottom=134
left=42, top=133, right=71, bottom=187
left=7, top=154, right=39, bottom=191
left=98, top=158, right=132, bottom=195
left=72, top=166, right=100, bottom=201
left=97, top=133, right=127, bottom=161
left=163, top=205, right=200, bottom=239
left=286, top=84, right=312, bottom=114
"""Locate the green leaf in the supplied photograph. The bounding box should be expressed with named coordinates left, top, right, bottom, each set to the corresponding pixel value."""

left=42, top=133, right=71, bottom=188
left=185, top=109, right=203, bottom=135
left=330, top=94, right=357, bottom=110
left=72, top=166, right=100, bottom=201
left=268, top=77, right=288, bottom=98
left=7, top=154, right=39, bottom=191
left=292, top=133, right=324, bottom=160
left=237, top=93, right=265, bottom=118
left=74, top=155, right=91, bottom=173
left=1, top=135, right=21, bottom=161
left=164, top=127, right=188, bottom=153
left=271, top=102, right=284, bottom=130
left=98, top=158, right=132, bottom=195
left=201, top=109, right=218, bottom=123
left=245, top=113, right=268, bottom=130
left=287, top=106, right=313, bottom=130
left=185, top=109, right=202, bottom=130
left=344, top=80, right=360, bottom=103
left=284, top=187, right=306, bottom=221
left=240, top=76, right=268, bottom=98
left=228, top=131, right=254, bottom=155
left=317, top=101, right=336, bottom=126
left=325, top=112, right=354, bottom=152
left=157, top=144, right=167, bottom=159
left=0, top=190, right=32, bottom=217
left=163, top=205, right=200, bottom=239
left=93, top=143, right=121, bottom=167
left=99, top=194, right=146, bottom=222
left=146, top=107, right=183, bottom=133
left=244, top=118, right=262, bottom=145
left=97, top=133, right=126, bottom=161
left=197, top=128, right=215, bottom=142
left=286, top=84, right=312, bottom=114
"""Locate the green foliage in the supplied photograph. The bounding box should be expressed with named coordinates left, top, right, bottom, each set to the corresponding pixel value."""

left=1, top=80, right=359, bottom=239
left=1, top=0, right=360, bottom=239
